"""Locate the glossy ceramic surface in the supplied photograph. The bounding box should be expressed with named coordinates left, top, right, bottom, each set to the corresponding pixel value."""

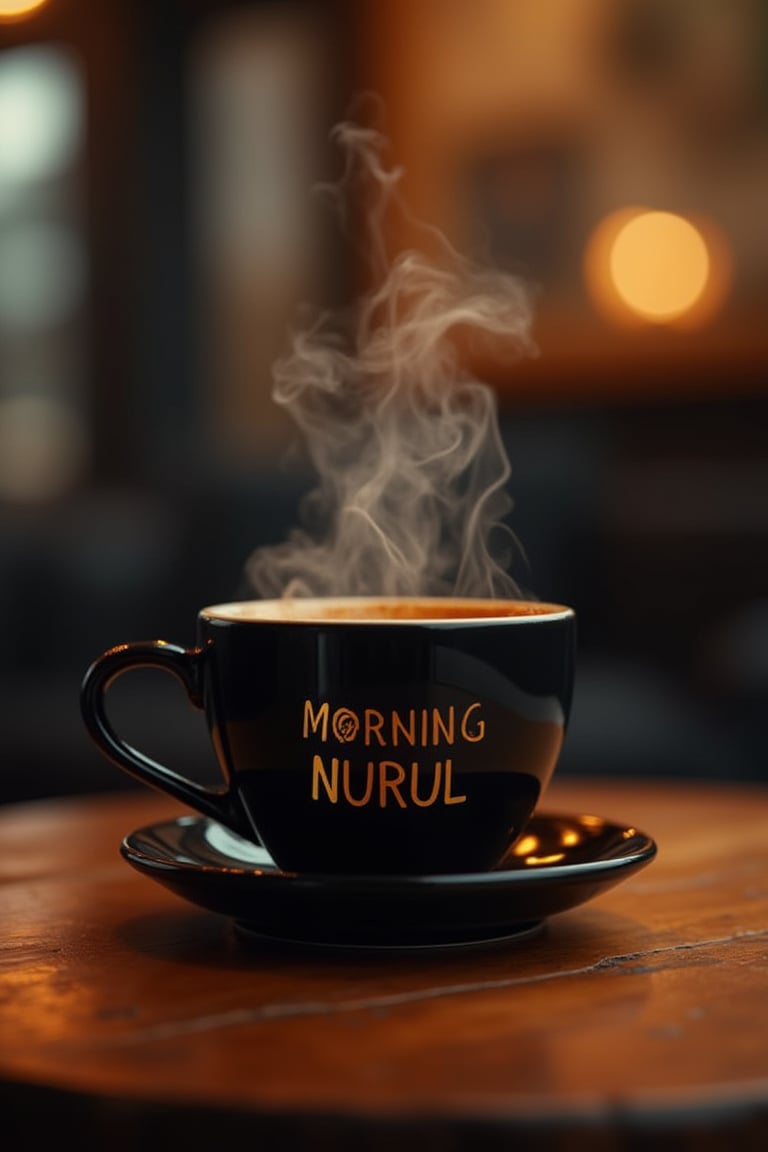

left=121, top=811, right=657, bottom=950
left=83, top=598, right=576, bottom=875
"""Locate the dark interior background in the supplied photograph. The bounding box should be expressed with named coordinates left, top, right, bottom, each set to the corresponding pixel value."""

left=1, top=0, right=766, bottom=806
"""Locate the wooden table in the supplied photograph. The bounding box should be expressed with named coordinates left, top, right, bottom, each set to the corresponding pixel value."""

left=1, top=776, right=767, bottom=1150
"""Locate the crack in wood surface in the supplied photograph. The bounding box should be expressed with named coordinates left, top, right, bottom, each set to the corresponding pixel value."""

left=78, top=927, right=768, bottom=1048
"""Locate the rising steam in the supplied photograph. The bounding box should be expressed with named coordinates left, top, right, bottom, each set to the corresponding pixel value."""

left=245, top=117, right=538, bottom=600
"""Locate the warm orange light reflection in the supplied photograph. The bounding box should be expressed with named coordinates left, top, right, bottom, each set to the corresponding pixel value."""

left=560, top=829, right=582, bottom=847
left=526, top=853, right=566, bottom=866
left=584, top=207, right=731, bottom=330
left=579, top=815, right=604, bottom=828
left=0, top=0, right=49, bottom=19
left=512, top=834, right=540, bottom=857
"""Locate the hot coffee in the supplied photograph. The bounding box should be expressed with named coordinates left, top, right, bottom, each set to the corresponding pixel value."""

left=81, top=596, right=576, bottom=875
left=210, top=597, right=564, bottom=621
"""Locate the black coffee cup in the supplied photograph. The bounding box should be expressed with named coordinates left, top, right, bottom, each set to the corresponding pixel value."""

left=80, top=596, right=576, bottom=875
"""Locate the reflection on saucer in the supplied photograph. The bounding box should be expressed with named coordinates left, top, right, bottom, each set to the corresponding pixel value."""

left=121, top=811, right=657, bottom=951
left=205, top=823, right=274, bottom=867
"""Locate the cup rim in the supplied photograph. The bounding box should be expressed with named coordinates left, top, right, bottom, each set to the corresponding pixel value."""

left=199, top=596, right=575, bottom=624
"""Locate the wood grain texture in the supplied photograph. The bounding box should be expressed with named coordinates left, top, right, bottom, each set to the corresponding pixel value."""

left=1, top=777, right=767, bottom=1149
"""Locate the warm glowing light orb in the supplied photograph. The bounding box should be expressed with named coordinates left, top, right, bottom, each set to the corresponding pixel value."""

left=583, top=206, right=730, bottom=329
left=0, top=0, right=49, bottom=19
left=609, top=210, right=710, bottom=321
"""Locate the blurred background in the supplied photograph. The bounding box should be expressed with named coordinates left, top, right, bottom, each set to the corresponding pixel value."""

left=1, top=0, right=766, bottom=805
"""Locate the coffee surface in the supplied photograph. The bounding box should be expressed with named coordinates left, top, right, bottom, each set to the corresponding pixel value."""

left=202, top=597, right=571, bottom=623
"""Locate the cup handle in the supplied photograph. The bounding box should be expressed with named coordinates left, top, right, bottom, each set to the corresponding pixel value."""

left=80, top=640, right=249, bottom=836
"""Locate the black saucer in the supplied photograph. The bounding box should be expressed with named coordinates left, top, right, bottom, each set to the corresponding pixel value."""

left=120, top=812, right=656, bottom=951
